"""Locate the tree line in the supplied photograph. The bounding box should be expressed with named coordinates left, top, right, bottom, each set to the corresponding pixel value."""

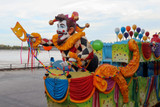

left=0, top=44, right=58, bottom=50
left=0, top=44, right=28, bottom=50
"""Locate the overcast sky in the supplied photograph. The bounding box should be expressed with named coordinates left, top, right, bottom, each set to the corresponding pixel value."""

left=0, top=0, right=160, bottom=46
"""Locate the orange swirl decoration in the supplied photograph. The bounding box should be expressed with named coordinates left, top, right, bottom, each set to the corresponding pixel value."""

left=119, top=39, right=140, bottom=77
left=30, top=33, right=41, bottom=49
left=94, top=64, right=129, bottom=103
left=94, top=39, right=140, bottom=103
left=94, top=64, right=117, bottom=92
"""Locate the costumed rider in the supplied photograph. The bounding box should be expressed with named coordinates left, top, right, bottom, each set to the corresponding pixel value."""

left=41, top=12, right=98, bottom=74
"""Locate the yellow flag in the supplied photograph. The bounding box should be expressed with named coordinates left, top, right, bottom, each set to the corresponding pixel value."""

left=11, top=22, right=27, bottom=42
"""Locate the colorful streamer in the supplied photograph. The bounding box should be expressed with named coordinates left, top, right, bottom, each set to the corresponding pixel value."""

left=20, top=42, right=23, bottom=64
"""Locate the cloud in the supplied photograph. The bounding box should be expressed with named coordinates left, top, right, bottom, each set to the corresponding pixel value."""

left=1, top=0, right=160, bottom=46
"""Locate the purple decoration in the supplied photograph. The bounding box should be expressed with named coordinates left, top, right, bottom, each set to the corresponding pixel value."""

left=154, top=43, right=160, bottom=58
left=136, top=27, right=141, bottom=33
left=105, top=79, right=115, bottom=91
left=124, top=32, right=129, bottom=39
left=114, top=84, right=119, bottom=107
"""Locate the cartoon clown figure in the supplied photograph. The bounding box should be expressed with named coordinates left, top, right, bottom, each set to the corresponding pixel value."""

left=41, top=12, right=98, bottom=74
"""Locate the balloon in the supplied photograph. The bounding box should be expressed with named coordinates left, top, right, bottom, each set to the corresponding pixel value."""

left=138, top=34, right=143, bottom=40
left=134, top=32, right=139, bottom=38
left=132, top=24, right=137, bottom=31
left=124, top=32, right=129, bottom=39
left=115, top=28, right=120, bottom=35
left=43, top=46, right=52, bottom=51
left=136, top=27, right=141, bottom=33
left=145, top=31, right=150, bottom=37
left=92, top=40, right=103, bottom=51
left=129, top=31, right=133, bottom=38
left=90, top=41, right=94, bottom=45
left=143, top=36, right=147, bottom=41
left=126, top=26, right=131, bottom=32
left=118, top=33, right=123, bottom=41
left=121, top=27, right=126, bottom=34
left=141, top=29, right=145, bottom=34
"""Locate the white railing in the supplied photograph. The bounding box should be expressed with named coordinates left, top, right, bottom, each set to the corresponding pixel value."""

left=0, top=62, right=50, bottom=71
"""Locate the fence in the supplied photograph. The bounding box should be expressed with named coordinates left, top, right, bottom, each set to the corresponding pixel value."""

left=0, top=62, right=50, bottom=71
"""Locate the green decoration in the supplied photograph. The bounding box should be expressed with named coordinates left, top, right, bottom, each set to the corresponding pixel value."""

left=92, top=40, right=103, bottom=51
left=134, top=32, right=139, bottom=38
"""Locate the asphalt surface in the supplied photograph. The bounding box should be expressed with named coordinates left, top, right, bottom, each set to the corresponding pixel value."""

left=0, top=69, right=47, bottom=107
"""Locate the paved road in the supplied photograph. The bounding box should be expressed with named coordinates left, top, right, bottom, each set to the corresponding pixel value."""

left=0, top=69, right=47, bottom=107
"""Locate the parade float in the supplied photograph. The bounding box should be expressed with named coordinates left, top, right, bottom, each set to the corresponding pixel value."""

left=11, top=12, right=160, bottom=107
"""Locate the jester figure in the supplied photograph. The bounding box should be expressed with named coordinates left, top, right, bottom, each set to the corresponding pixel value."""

left=41, top=12, right=98, bottom=73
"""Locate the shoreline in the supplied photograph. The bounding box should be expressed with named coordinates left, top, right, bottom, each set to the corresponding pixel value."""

left=0, top=67, right=45, bottom=72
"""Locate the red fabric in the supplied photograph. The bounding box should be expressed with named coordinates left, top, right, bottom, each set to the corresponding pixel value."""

left=86, top=51, right=94, bottom=60
left=62, top=57, right=65, bottom=61
left=31, top=49, right=33, bottom=71
left=92, top=89, right=100, bottom=107
left=70, top=75, right=94, bottom=101
left=142, top=43, right=152, bottom=60
left=151, top=34, right=160, bottom=43
left=70, top=46, right=77, bottom=53
left=27, top=48, right=30, bottom=65
left=42, top=38, right=49, bottom=42
left=114, top=84, right=119, bottom=107
left=20, top=42, right=23, bottom=64
left=146, top=77, right=155, bottom=105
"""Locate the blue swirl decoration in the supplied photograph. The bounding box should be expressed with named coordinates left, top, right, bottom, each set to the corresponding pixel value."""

left=45, top=78, right=68, bottom=100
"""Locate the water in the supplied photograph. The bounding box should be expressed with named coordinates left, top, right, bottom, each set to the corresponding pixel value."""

left=0, top=50, right=61, bottom=68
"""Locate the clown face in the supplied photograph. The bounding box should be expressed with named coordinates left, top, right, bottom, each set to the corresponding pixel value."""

left=57, top=20, right=70, bottom=45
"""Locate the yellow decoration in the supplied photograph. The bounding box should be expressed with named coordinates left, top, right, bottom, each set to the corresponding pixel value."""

left=118, top=33, right=123, bottom=41
left=93, top=49, right=102, bottom=62
left=30, top=33, right=41, bottom=49
left=132, top=24, right=137, bottom=31
left=76, top=26, right=85, bottom=32
left=52, top=32, right=85, bottom=51
left=69, top=52, right=82, bottom=66
left=94, top=64, right=117, bottom=93
left=11, top=22, right=27, bottom=42
left=143, top=36, right=147, bottom=41
left=93, top=76, right=108, bottom=92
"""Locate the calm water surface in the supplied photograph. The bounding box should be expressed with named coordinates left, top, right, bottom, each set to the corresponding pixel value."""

left=0, top=50, right=61, bottom=65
